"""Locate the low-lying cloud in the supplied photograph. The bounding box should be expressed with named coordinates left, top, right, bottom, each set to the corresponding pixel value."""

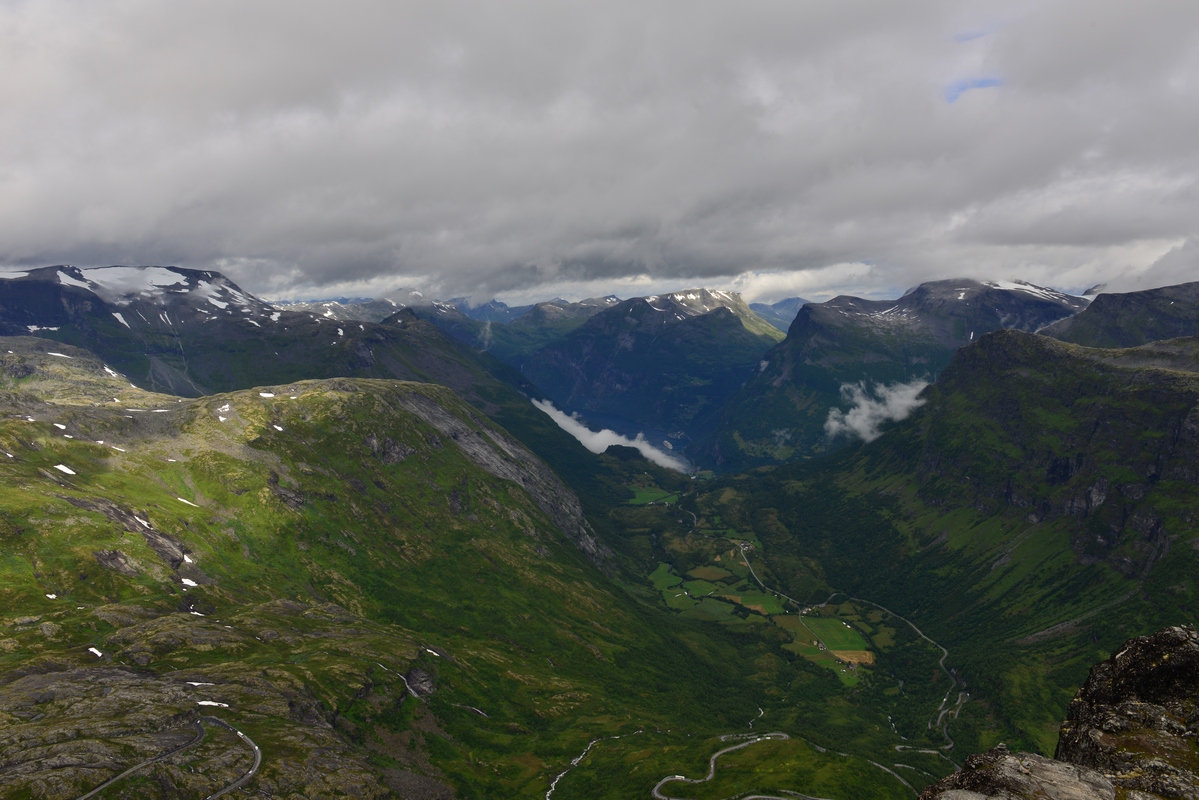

left=532, top=399, right=688, bottom=472
left=824, top=379, right=930, bottom=443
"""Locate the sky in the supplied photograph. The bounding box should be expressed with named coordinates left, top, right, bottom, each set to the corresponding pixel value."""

left=0, top=0, right=1196, bottom=305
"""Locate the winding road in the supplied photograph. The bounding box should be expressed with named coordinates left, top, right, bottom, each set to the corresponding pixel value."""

left=651, top=733, right=790, bottom=800
left=70, top=715, right=261, bottom=800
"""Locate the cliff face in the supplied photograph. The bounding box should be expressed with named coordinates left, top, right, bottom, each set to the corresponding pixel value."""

left=922, top=626, right=1199, bottom=799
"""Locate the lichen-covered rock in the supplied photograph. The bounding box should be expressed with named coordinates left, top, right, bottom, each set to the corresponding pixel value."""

left=918, top=744, right=1114, bottom=800
left=1055, top=625, right=1199, bottom=799
left=925, top=626, right=1199, bottom=800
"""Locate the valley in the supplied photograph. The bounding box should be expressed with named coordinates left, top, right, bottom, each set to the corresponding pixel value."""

left=3, top=266, right=1199, bottom=799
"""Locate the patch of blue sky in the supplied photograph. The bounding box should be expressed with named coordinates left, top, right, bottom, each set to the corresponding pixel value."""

left=944, top=77, right=1003, bottom=104
left=953, top=29, right=992, bottom=43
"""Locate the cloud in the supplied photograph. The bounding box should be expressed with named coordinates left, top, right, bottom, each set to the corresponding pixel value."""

left=824, top=379, right=930, bottom=443
left=0, top=1, right=1195, bottom=301
left=532, top=399, right=688, bottom=472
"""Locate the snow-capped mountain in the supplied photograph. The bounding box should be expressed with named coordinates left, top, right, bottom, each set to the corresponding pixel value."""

left=0, top=265, right=512, bottom=399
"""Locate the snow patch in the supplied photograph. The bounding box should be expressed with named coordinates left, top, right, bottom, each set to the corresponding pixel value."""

left=53, top=464, right=76, bottom=475
left=111, top=312, right=131, bottom=328
left=181, top=578, right=198, bottom=587
left=81, top=266, right=188, bottom=304
left=983, top=280, right=1070, bottom=303
left=45, top=593, right=57, bottom=599
left=47, top=352, right=73, bottom=359
left=259, top=392, right=274, bottom=398
left=88, top=647, right=103, bottom=658
left=197, top=700, right=228, bottom=707
left=177, top=497, right=200, bottom=508
left=57, top=270, right=91, bottom=288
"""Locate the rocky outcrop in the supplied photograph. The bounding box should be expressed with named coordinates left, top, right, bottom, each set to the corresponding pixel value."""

left=1056, top=625, right=1199, bottom=799
left=919, top=745, right=1113, bottom=799
left=394, top=387, right=614, bottom=568
left=923, top=626, right=1199, bottom=799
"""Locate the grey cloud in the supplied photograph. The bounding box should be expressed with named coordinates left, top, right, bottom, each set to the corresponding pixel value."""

left=0, top=1, right=1195, bottom=301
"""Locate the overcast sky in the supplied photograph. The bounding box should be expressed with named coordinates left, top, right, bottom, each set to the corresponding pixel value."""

left=0, top=1, right=1195, bottom=304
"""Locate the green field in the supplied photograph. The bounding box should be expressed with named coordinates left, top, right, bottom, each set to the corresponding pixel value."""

left=802, top=617, right=870, bottom=651
left=649, top=562, right=683, bottom=590
left=627, top=486, right=678, bottom=505
left=687, top=565, right=733, bottom=581
left=683, top=579, right=720, bottom=597
left=719, top=589, right=787, bottom=616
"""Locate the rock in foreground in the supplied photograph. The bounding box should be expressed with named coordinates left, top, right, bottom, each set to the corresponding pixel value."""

left=922, top=626, right=1199, bottom=800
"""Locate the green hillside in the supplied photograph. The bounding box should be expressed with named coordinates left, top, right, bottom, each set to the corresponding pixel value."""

left=0, top=337, right=946, bottom=799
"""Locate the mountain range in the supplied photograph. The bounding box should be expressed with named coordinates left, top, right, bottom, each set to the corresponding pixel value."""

left=4, top=264, right=1199, bottom=798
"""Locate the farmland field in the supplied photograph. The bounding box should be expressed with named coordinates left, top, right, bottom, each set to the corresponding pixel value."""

left=627, top=486, right=678, bottom=504
left=719, top=589, right=787, bottom=616
left=687, top=565, right=733, bottom=581
left=802, top=617, right=870, bottom=651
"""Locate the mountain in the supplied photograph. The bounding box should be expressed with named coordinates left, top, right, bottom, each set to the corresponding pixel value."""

left=279, top=287, right=444, bottom=324
left=521, top=289, right=784, bottom=440
left=477, top=296, right=622, bottom=367
left=275, top=297, right=406, bottom=322
left=749, top=296, right=811, bottom=332
left=678, top=328, right=1199, bottom=755
left=1042, top=280, right=1199, bottom=348
left=0, top=266, right=523, bottom=405
left=262, top=290, right=624, bottom=370
left=455, top=298, right=534, bottom=323
left=0, top=337, right=952, bottom=799
left=0, top=265, right=633, bottom=520
left=702, top=278, right=1087, bottom=469
left=386, top=295, right=623, bottom=369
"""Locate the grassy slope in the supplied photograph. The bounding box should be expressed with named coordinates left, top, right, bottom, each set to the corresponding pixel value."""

left=0, top=338, right=933, bottom=799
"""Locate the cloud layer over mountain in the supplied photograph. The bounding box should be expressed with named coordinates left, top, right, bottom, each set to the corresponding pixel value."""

left=0, top=1, right=1196, bottom=302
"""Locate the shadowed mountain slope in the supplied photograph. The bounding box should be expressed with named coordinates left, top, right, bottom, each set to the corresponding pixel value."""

left=1042, top=280, right=1199, bottom=348
left=701, top=279, right=1087, bottom=470
left=521, top=289, right=784, bottom=439
left=749, top=296, right=811, bottom=332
